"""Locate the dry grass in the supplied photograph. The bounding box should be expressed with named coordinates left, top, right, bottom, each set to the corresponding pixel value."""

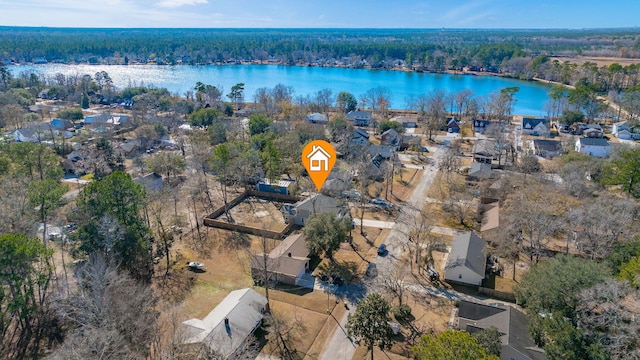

left=551, top=55, right=640, bottom=67
left=221, top=197, right=288, bottom=232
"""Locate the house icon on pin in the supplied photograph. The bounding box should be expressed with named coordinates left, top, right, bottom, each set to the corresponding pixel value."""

left=306, top=145, right=332, bottom=172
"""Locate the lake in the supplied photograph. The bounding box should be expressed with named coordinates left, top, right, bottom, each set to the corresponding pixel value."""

left=11, top=64, right=551, bottom=115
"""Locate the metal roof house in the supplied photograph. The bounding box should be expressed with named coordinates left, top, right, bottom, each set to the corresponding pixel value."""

left=180, top=288, right=268, bottom=359
left=445, top=232, right=487, bottom=286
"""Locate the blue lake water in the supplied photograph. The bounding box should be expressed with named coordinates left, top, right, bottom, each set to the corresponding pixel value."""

left=11, top=64, right=551, bottom=115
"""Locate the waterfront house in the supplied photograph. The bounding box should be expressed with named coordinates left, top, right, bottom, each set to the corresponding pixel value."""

left=346, top=110, right=373, bottom=127
left=522, top=118, right=549, bottom=136
left=575, top=138, right=610, bottom=157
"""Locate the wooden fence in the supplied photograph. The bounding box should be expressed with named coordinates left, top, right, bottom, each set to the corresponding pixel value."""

left=202, top=188, right=300, bottom=239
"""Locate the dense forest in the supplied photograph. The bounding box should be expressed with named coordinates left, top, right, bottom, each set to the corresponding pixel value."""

left=1, top=27, right=639, bottom=69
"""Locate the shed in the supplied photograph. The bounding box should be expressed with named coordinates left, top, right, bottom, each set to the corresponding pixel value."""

left=257, top=178, right=295, bottom=195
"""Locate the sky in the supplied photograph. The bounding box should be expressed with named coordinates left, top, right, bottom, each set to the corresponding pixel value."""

left=0, top=0, right=639, bottom=29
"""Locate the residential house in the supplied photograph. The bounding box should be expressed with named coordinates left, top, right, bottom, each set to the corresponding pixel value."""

left=522, top=118, right=549, bottom=136
left=445, top=117, right=461, bottom=133
left=306, top=113, right=329, bottom=124
left=444, top=232, right=487, bottom=286
left=577, top=124, right=604, bottom=138
left=50, top=118, right=74, bottom=131
left=612, top=120, right=640, bottom=140
left=575, top=138, right=611, bottom=157
left=466, top=162, right=493, bottom=183
left=133, top=173, right=164, bottom=192
left=380, top=128, right=400, bottom=147
left=9, top=123, right=57, bottom=142
left=83, top=113, right=111, bottom=126
left=390, top=116, right=417, bottom=128
left=532, top=139, right=563, bottom=158
left=322, top=169, right=352, bottom=197
left=457, top=300, right=547, bottom=360
left=368, top=145, right=394, bottom=163
left=473, top=119, right=493, bottom=134
left=399, top=134, right=420, bottom=151
left=306, top=145, right=332, bottom=172
left=250, top=233, right=310, bottom=286
left=118, top=140, right=140, bottom=157
left=351, top=128, right=371, bottom=146
left=256, top=178, right=295, bottom=195
left=346, top=110, right=373, bottom=127
left=281, top=194, right=346, bottom=226
left=180, top=288, right=268, bottom=359
left=472, top=139, right=498, bottom=164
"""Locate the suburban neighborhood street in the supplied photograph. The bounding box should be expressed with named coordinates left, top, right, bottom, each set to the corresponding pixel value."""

left=319, top=146, right=447, bottom=359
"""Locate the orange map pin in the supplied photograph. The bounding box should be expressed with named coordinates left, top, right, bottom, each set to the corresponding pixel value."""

left=302, top=140, right=336, bottom=191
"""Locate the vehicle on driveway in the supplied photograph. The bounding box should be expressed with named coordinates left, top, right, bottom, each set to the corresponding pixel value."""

left=365, top=262, right=378, bottom=277
left=186, top=261, right=206, bottom=272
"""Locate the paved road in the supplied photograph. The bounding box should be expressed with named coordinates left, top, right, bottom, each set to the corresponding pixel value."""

left=318, top=146, right=446, bottom=360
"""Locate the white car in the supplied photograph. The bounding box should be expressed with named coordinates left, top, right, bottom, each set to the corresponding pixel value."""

left=187, top=261, right=206, bottom=271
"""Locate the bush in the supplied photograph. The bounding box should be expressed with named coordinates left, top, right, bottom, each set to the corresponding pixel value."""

left=393, top=304, right=412, bottom=321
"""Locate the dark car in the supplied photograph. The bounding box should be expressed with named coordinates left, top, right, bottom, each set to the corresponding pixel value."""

left=377, top=244, right=388, bottom=256
left=365, top=262, right=378, bottom=277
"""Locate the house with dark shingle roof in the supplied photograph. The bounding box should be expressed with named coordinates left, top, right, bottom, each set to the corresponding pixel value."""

left=532, top=139, right=563, bottom=158
left=445, top=232, right=487, bottom=286
left=457, top=300, right=547, bottom=360
left=346, top=110, right=372, bottom=126
left=522, top=118, right=549, bottom=136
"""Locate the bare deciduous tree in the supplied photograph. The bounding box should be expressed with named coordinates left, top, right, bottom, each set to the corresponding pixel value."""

left=52, top=255, right=158, bottom=360
left=577, top=279, right=640, bottom=360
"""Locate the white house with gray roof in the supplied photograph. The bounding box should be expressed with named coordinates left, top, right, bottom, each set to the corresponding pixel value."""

left=445, top=232, right=487, bottom=286
left=575, top=137, right=610, bottom=157
left=180, top=288, right=267, bottom=359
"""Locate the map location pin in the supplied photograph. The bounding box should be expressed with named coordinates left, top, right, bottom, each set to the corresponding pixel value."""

left=302, top=140, right=337, bottom=191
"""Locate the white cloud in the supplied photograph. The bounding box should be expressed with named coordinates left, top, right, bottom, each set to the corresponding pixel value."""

left=156, top=0, right=207, bottom=8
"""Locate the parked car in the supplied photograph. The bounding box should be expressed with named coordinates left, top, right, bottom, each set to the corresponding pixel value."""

left=370, top=198, right=391, bottom=209
left=341, top=190, right=362, bottom=199
left=186, top=261, right=206, bottom=272
left=377, top=244, right=388, bottom=256
left=365, top=262, right=378, bottom=277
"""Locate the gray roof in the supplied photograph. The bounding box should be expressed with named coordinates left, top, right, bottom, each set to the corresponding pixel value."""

left=368, top=145, right=394, bottom=159
left=468, top=162, right=493, bottom=179
left=577, top=137, right=610, bottom=147
left=346, top=110, right=372, bottom=121
left=533, top=139, right=562, bottom=152
left=458, top=300, right=547, bottom=360
left=181, top=288, right=268, bottom=358
left=446, top=232, right=486, bottom=278
left=306, top=113, right=328, bottom=123
left=473, top=139, right=498, bottom=157
left=295, top=193, right=340, bottom=213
